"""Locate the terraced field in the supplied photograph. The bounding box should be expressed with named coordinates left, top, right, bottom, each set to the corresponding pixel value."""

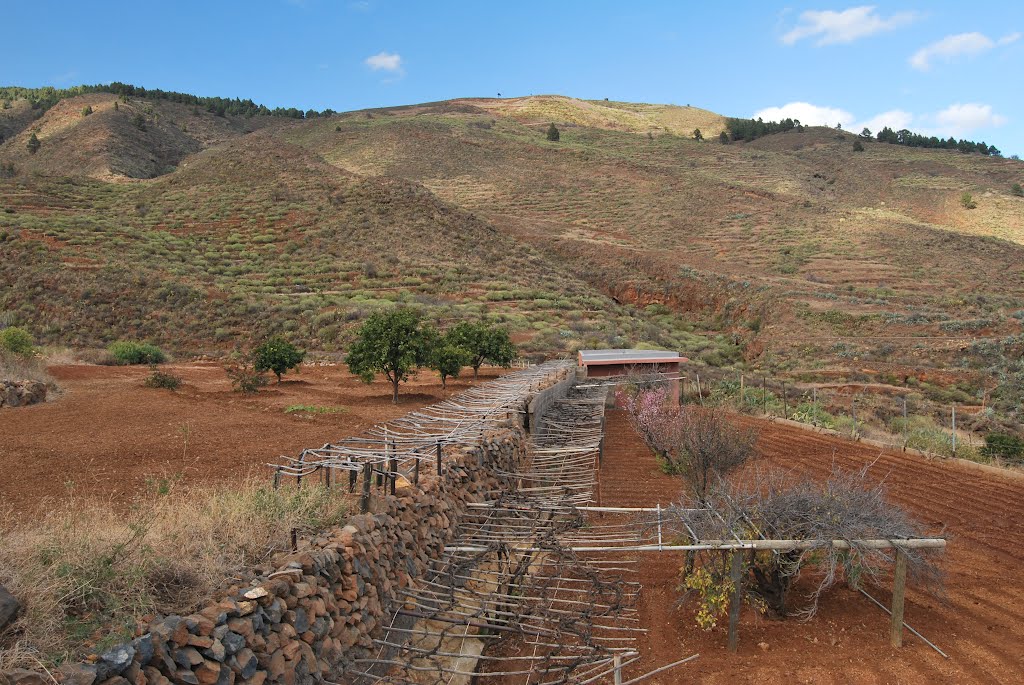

left=600, top=410, right=1024, bottom=684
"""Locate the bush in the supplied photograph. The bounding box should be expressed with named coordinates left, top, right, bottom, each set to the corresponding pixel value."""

left=225, top=361, right=268, bottom=394
left=144, top=367, right=182, bottom=390
left=1012, top=183, right=1023, bottom=197
left=981, top=432, right=1024, bottom=463
left=546, top=123, right=560, bottom=142
left=26, top=133, right=40, bottom=154
left=960, top=192, right=977, bottom=209
left=0, top=326, right=34, bottom=355
left=852, top=140, right=864, bottom=152
left=81, top=105, right=93, bottom=117
left=108, top=341, right=167, bottom=365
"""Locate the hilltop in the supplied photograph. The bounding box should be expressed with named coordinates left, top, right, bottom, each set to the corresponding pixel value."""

left=2, top=86, right=1024, bottom=423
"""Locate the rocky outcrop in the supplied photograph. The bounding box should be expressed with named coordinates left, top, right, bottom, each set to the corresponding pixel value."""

left=0, top=380, right=47, bottom=408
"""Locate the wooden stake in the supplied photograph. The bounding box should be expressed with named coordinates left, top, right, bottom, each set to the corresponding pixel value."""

left=436, top=441, right=442, bottom=476
left=389, top=455, right=398, bottom=495
left=413, top=453, right=420, bottom=485
left=361, top=462, right=372, bottom=513
left=348, top=466, right=357, bottom=493
left=890, top=549, right=908, bottom=647
left=613, top=655, right=623, bottom=685
left=781, top=380, right=788, bottom=419
left=727, top=550, right=743, bottom=653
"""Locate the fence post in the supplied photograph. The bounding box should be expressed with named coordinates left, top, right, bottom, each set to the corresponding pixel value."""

left=348, top=464, right=357, bottom=493
left=762, top=377, right=767, bottom=415
left=951, top=405, right=957, bottom=455
left=360, top=462, right=372, bottom=513
left=812, top=386, right=818, bottom=426
left=436, top=440, right=442, bottom=476
left=739, top=373, right=745, bottom=410
left=781, top=381, right=788, bottom=419
left=413, top=451, right=420, bottom=485
left=613, top=655, right=622, bottom=685
left=727, top=549, right=743, bottom=653
left=890, top=549, right=908, bottom=647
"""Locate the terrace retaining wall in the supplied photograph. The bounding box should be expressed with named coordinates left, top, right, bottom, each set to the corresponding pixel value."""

left=1, top=390, right=553, bottom=685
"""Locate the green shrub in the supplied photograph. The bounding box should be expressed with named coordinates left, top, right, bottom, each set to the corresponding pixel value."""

left=1011, top=183, right=1023, bottom=197
left=143, top=367, right=182, bottom=390
left=0, top=326, right=34, bottom=355
left=981, top=432, right=1024, bottom=463
left=108, top=341, right=167, bottom=365
left=225, top=361, right=267, bottom=394
left=960, top=192, right=977, bottom=209
left=253, top=336, right=304, bottom=383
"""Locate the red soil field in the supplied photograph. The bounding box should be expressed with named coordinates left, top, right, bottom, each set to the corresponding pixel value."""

left=599, top=410, right=1024, bottom=684
left=0, top=363, right=500, bottom=514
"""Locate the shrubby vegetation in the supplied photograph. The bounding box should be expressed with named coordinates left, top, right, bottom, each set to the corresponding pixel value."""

left=0, top=325, right=34, bottom=355
left=0, top=83, right=333, bottom=120
left=108, top=341, right=167, bottom=365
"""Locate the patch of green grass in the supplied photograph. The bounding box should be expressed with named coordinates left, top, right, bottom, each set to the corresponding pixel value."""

left=284, top=404, right=347, bottom=415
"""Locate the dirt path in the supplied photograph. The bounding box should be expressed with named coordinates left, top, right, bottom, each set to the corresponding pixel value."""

left=0, top=363, right=500, bottom=513
left=599, top=410, right=1024, bottom=684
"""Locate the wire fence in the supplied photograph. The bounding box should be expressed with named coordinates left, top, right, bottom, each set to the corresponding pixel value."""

left=673, top=367, right=1021, bottom=466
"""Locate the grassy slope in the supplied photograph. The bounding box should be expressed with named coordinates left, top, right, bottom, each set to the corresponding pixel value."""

left=3, top=90, right=1024, bottom=413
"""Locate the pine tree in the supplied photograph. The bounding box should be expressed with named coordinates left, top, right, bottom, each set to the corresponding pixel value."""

left=26, top=133, right=40, bottom=154
left=546, top=123, right=560, bottom=142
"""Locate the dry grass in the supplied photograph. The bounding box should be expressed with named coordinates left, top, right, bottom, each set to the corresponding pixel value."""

left=0, top=351, right=56, bottom=388
left=0, top=480, right=351, bottom=669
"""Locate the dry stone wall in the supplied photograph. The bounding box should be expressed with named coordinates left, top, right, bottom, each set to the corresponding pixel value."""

left=0, top=380, right=46, bottom=409
left=2, top=424, right=531, bottom=685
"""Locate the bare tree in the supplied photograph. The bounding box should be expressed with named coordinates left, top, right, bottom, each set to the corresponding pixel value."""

left=663, top=465, right=944, bottom=620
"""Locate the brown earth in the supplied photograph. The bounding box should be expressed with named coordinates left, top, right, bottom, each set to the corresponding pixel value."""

left=0, top=363, right=500, bottom=514
left=598, top=410, right=1024, bottom=684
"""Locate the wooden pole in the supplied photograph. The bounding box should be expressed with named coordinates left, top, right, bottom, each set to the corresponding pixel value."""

left=273, top=467, right=281, bottom=490
left=613, top=655, right=623, bottom=685
left=739, top=373, right=744, bottom=409
left=413, top=453, right=420, bottom=485
left=812, top=386, right=818, bottom=426
left=389, top=455, right=398, bottom=495
left=951, top=405, right=957, bottom=455
left=361, top=462, right=372, bottom=513
left=727, top=550, right=743, bottom=653
left=436, top=441, right=443, bottom=476
left=762, top=377, right=767, bottom=415
left=348, top=465, right=357, bottom=493
left=696, top=373, right=703, bottom=404
left=781, top=380, right=788, bottom=419
left=890, top=549, right=908, bottom=647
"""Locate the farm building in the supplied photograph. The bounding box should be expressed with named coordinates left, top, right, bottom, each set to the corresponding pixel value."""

left=577, top=349, right=687, bottom=404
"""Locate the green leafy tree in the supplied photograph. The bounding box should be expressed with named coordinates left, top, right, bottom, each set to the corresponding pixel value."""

left=859, top=127, right=872, bottom=140
left=253, top=336, right=305, bottom=383
left=448, top=321, right=516, bottom=380
left=546, top=123, right=560, bottom=142
left=718, top=131, right=729, bottom=144
left=346, top=307, right=433, bottom=403
left=692, top=128, right=703, bottom=141
left=81, top=105, right=93, bottom=117
left=26, top=133, right=40, bottom=154
left=0, top=326, right=34, bottom=355
left=429, top=337, right=470, bottom=389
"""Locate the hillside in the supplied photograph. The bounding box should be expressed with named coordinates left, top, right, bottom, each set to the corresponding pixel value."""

left=3, top=88, right=1024, bottom=423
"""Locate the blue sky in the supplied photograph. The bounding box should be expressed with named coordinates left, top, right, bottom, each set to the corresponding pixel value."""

left=4, top=1, right=1023, bottom=154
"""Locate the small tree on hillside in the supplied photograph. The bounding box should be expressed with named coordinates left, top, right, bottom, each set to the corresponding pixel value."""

left=1011, top=183, right=1023, bottom=197
left=429, top=337, right=470, bottom=390
left=859, top=127, right=872, bottom=140
left=718, top=131, right=729, bottom=144
left=448, top=321, right=516, bottom=380
left=546, top=123, right=560, bottom=142
left=346, top=307, right=433, bottom=403
left=253, top=336, right=305, bottom=383
left=693, top=128, right=703, bottom=141
left=26, top=133, right=40, bottom=155
left=81, top=105, right=93, bottom=117
left=852, top=140, right=864, bottom=152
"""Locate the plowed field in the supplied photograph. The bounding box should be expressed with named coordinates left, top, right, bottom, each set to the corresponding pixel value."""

left=0, top=363, right=499, bottom=514
left=599, top=410, right=1024, bottom=684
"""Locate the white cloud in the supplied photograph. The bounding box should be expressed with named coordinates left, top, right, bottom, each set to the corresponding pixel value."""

left=752, top=102, right=1007, bottom=139
left=851, top=109, right=915, bottom=134
left=753, top=102, right=854, bottom=128
left=910, top=31, right=1020, bottom=70
left=932, top=103, right=1008, bottom=136
left=364, top=51, right=402, bottom=72
left=782, top=5, right=918, bottom=46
